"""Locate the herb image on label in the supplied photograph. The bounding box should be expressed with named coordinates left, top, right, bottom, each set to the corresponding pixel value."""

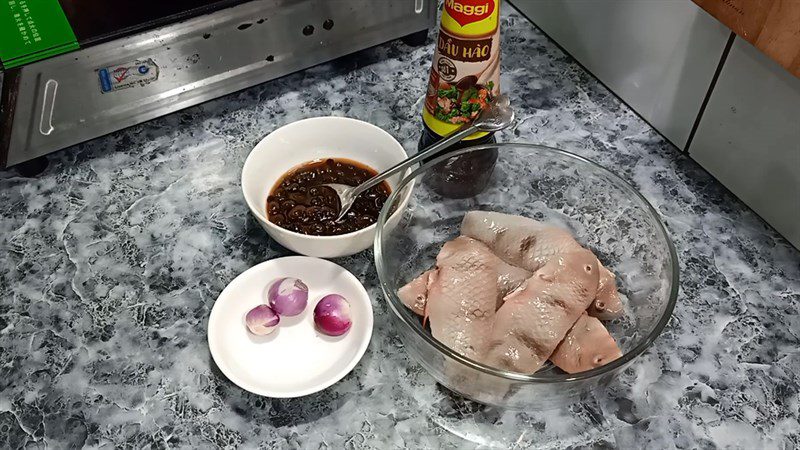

left=434, top=79, right=494, bottom=124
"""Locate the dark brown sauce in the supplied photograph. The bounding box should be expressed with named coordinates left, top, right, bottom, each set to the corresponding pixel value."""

left=267, top=158, right=391, bottom=236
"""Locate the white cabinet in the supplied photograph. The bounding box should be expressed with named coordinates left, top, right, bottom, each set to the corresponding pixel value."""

left=512, top=0, right=800, bottom=248
left=690, top=39, right=800, bottom=248
left=510, top=0, right=731, bottom=149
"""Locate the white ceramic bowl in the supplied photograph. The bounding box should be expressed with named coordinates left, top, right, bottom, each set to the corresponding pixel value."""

left=242, top=117, right=414, bottom=258
left=208, top=256, right=373, bottom=398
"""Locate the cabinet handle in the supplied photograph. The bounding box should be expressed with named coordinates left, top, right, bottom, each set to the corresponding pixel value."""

left=39, top=79, right=57, bottom=136
left=415, top=0, right=424, bottom=14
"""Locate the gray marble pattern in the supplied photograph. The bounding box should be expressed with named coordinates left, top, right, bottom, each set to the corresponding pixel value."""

left=1, top=5, right=799, bottom=449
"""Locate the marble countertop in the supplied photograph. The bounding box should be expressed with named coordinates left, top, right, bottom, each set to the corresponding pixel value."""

left=2, top=5, right=799, bottom=449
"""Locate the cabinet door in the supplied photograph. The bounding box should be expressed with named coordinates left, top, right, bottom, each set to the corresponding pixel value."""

left=510, top=0, right=731, bottom=149
left=690, top=38, right=800, bottom=248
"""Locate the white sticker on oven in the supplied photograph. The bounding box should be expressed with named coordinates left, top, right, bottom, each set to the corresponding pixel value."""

left=98, top=59, right=159, bottom=93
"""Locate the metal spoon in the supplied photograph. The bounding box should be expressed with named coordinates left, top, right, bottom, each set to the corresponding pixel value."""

left=323, top=93, right=515, bottom=221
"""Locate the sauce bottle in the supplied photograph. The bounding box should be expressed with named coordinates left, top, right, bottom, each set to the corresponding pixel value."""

left=419, top=0, right=501, bottom=198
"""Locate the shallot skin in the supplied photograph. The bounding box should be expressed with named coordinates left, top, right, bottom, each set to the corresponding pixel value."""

left=246, top=305, right=280, bottom=335
left=268, top=277, right=309, bottom=316
left=314, top=294, right=352, bottom=336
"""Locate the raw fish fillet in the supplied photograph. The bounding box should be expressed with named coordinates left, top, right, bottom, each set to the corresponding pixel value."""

left=461, top=210, right=578, bottom=272
left=396, top=236, right=615, bottom=370
left=461, top=211, right=624, bottom=319
left=426, top=238, right=500, bottom=360
left=398, top=269, right=436, bottom=316
left=485, top=249, right=600, bottom=374
left=398, top=237, right=531, bottom=314
left=550, top=312, right=623, bottom=373
left=438, top=237, right=531, bottom=308
left=587, top=262, right=624, bottom=319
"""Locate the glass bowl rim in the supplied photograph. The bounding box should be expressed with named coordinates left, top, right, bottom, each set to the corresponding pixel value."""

left=374, top=142, right=679, bottom=383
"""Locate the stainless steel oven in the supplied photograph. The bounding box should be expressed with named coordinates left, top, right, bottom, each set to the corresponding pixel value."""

left=0, top=0, right=435, bottom=169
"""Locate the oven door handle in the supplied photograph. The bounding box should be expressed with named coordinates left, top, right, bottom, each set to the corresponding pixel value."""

left=39, top=79, right=58, bottom=136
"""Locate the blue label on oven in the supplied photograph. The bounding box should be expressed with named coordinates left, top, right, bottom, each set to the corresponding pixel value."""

left=96, top=58, right=158, bottom=93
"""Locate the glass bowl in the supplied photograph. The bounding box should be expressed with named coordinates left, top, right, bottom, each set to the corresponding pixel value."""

left=374, top=143, right=678, bottom=409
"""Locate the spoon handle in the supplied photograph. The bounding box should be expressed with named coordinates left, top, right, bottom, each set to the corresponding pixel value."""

left=351, top=123, right=479, bottom=196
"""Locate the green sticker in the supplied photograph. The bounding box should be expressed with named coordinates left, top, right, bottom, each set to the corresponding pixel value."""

left=0, top=0, right=78, bottom=68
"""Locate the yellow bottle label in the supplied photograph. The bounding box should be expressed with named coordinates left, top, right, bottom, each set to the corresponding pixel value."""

left=441, top=0, right=500, bottom=36
left=423, top=0, right=501, bottom=139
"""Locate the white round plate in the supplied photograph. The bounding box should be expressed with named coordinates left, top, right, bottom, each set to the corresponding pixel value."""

left=208, top=256, right=373, bottom=398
